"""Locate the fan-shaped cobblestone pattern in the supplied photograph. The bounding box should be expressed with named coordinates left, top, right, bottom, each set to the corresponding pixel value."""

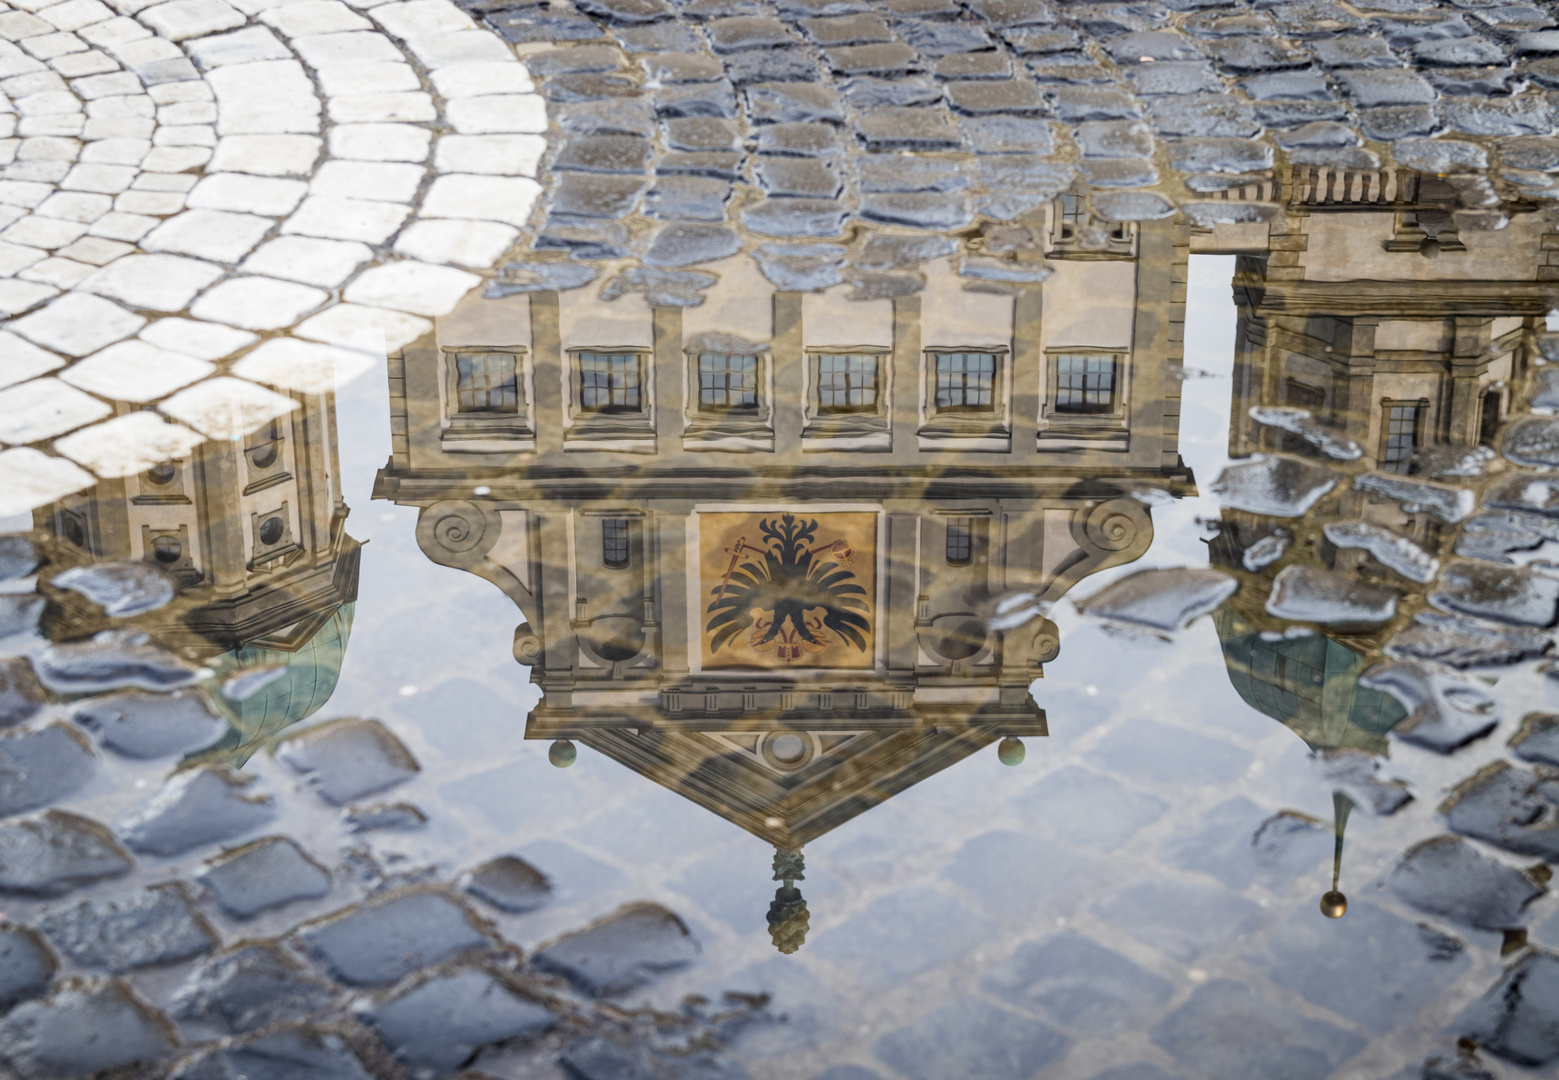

left=0, top=0, right=545, bottom=514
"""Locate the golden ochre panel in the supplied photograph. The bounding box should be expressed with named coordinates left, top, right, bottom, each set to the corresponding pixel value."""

left=699, top=511, right=876, bottom=669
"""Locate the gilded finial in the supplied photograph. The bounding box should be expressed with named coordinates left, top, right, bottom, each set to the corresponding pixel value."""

left=768, top=847, right=808, bottom=953
left=1322, top=792, right=1353, bottom=919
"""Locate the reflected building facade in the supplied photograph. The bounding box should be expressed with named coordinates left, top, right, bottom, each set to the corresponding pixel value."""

left=374, top=216, right=1199, bottom=919
left=33, top=388, right=359, bottom=762
left=1199, top=168, right=1549, bottom=916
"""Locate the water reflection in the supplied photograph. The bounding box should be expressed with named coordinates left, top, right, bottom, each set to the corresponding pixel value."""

left=374, top=228, right=1211, bottom=949
left=0, top=146, right=1557, bottom=1075
left=32, top=389, right=359, bottom=765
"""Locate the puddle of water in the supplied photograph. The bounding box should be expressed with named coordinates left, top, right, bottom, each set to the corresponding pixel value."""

left=5, top=0, right=1559, bottom=1074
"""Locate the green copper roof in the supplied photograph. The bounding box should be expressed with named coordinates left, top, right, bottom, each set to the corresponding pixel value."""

left=1214, top=607, right=1405, bottom=754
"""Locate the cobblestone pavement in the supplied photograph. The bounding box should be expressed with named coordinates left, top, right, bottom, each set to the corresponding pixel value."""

left=7, top=0, right=1559, bottom=498
left=0, top=0, right=545, bottom=507
left=3, top=0, right=1559, bottom=1073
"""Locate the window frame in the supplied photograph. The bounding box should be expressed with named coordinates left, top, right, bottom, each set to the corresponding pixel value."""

left=1379, top=397, right=1428, bottom=474
left=1047, top=194, right=1135, bottom=258
left=816, top=353, right=882, bottom=415
left=441, top=346, right=533, bottom=444
left=565, top=345, right=655, bottom=443
left=454, top=351, right=521, bottom=415
left=1043, top=350, right=1128, bottom=433
left=918, top=345, right=1012, bottom=444
left=578, top=350, right=646, bottom=415
left=601, top=516, right=631, bottom=569
left=945, top=517, right=974, bottom=566
left=803, top=346, right=892, bottom=440
left=696, top=351, right=761, bottom=413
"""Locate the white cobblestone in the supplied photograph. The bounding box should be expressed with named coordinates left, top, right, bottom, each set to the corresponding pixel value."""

left=158, top=373, right=297, bottom=439
left=23, top=31, right=90, bottom=60
left=157, top=99, right=215, bottom=124
left=209, top=132, right=320, bottom=174
left=0, top=280, right=58, bottom=315
left=138, top=315, right=256, bottom=359
left=141, top=206, right=273, bottom=261
left=81, top=116, right=151, bottom=138
left=147, top=77, right=211, bottom=101
left=54, top=409, right=204, bottom=475
left=39, top=1, right=117, bottom=32
left=0, top=240, right=47, bottom=274
left=419, top=172, right=537, bottom=226
left=240, top=234, right=369, bottom=285
left=314, top=59, right=414, bottom=95
left=231, top=335, right=373, bottom=392
left=114, top=188, right=184, bottom=212
left=81, top=135, right=152, bottom=163
left=0, top=376, right=111, bottom=442
left=60, top=160, right=135, bottom=190
left=327, top=91, right=433, bottom=123
left=370, top=0, right=473, bottom=37
left=76, top=16, right=151, bottom=48
left=1, top=212, right=85, bottom=246
left=428, top=60, right=530, bottom=97
left=79, top=250, right=223, bottom=307
left=139, top=0, right=245, bottom=41
left=152, top=121, right=215, bottom=143
left=0, top=328, right=64, bottom=389
left=85, top=207, right=155, bottom=238
left=0, top=446, right=94, bottom=514
left=71, top=69, right=137, bottom=96
left=10, top=290, right=142, bottom=354
left=282, top=193, right=406, bottom=241
left=56, top=233, right=131, bottom=261
left=259, top=0, right=369, bottom=37
left=327, top=120, right=427, bottom=161
left=51, top=50, right=122, bottom=76
left=404, top=29, right=506, bottom=67
left=19, top=253, right=94, bottom=284
left=58, top=336, right=213, bottom=399
left=309, top=157, right=420, bottom=201
left=342, top=257, right=475, bottom=316
left=206, top=57, right=311, bottom=98
left=393, top=218, right=514, bottom=268
left=188, top=171, right=306, bottom=214
left=184, top=24, right=286, bottom=66
left=140, top=144, right=208, bottom=169
left=295, top=299, right=427, bottom=350
left=444, top=93, right=545, bottom=135
left=291, top=29, right=400, bottom=66
left=433, top=132, right=542, bottom=174
left=189, top=273, right=328, bottom=328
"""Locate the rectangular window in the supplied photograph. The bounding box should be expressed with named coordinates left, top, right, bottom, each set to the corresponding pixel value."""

left=935, top=353, right=997, bottom=412
left=1058, top=193, right=1085, bottom=242
left=1054, top=355, right=1117, bottom=415
left=579, top=352, right=642, bottom=413
left=946, top=518, right=973, bottom=566
left=1382, top=402, right=1421, bottom=473
left=602, top=518, right=630, bottom=568
left=698, top=353, right=758, bottom=411
left=817, top=354, right=879, bottom=413
left=455, top=353, right=518, bottom=414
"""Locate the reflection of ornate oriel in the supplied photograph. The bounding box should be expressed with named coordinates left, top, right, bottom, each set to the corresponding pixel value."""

left=377, top=234, right=1197, bottom=929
